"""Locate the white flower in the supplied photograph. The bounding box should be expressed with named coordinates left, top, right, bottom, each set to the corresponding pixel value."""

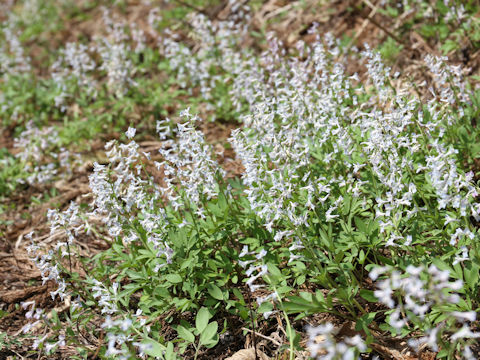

left=306, top=323, right=366, bottom=359
left=451, top=325, right=480, bottom=341
left=369, top=266, right=388, bottom=281
left=408, top=327, right=440, bottom=353
left=125, top=127, right=136, bottom=139
left=451, top=311, right=476, bottom=323
left=453, top=246, right=469, bottom=266
left=389, top=309, right=406, bottom=331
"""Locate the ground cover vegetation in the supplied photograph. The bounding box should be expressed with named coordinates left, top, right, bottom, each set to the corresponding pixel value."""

left=2, top=0, right=480, bottom=359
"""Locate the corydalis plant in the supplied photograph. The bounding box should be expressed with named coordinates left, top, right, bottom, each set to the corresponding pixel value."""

left=155, top=109, right=225, bottom=209
left=88, top=131, right=173, bottom=264
left=19, top=9, right=480, bottom=359
left=50, top=7, right=150, bottom=110
left=24, top=116, right=232, bottom=357
left=306, top=322, right=366, bottom=360
left=96, top=7, right=140, bottom=96
left=370, top=265, right=479, bottom=357
left=229, top=33, right=479, bottom=255
left=0, top=22, right=31, bottom=76
left=25, top=201, right=85, bottom=305
left=89, top=112, right=223, bottom=263
left=51, top=42, right=97, bottom=110
left=225, top=30, right=480, bottom=358
left=160, top=11, right=251, bottom=114
left=14, top=121, right=79, bottom=185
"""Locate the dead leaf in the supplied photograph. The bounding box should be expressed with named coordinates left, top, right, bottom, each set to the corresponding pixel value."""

left=225, top=348, right=270, bottom=360
left=0, top=285, right=48, bottom=304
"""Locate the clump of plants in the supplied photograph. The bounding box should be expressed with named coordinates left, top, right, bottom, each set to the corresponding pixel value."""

left=380, top=0, right=480, bottom=55
left=3, top=1, right=480, bottom=359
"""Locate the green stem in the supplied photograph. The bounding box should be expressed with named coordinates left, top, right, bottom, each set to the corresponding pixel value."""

left=193, top=341, right=200, bottom=360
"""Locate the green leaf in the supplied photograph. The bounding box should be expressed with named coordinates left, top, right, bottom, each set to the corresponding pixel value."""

left=283, top=294, right=325, bottom=314
left=359, top=289, right=377, bottom=303
left=296, top=274, right=306, bottom=285
left=233, top=288, right=245, bottom=304
left=200, top=321, right=218, bottom=346
left=354, top=216, right=367, bottom=233
left=463, top=262, right=479, bottom=290
left=258, top=301, right=273, bottom=314
left=358, top=249, right=366, bottom=265
left=276, top=285, right=293, bottom=295
left=355, top=312, right=377, bottom=332
left=141, top=338, right=167, bottom=357
left=441, top=39, right=459, bottom=54
left=196, top=307, right=210, bottom=333
left=208, top=284, right=224, bottom=300
left=431, top=259, right=454, bottom=275
left=437, top=349, right=449, bottom=358
left=166, top=274, right=183, bottom=284
left=165, top=342, right=177, bottom=360
left=177, top=325, right=195, bottom=343
left=218, top=191, right=227, bottom=211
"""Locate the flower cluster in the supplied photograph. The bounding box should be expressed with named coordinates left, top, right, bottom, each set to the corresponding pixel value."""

left=96, top=32, right=135, bottom=96
left=47, top=202, right=84, bottom=255
left=20, top=300, right=45, bottom=334
left=239, top=245, right=269, bottom=292
left=101, top=309, right=151, bottom=359
left=51, top=42, right=97, bottom=110
left=50, top=7, right=150, bottom=110
left=0, top=23, right=31, bottom=75
left=371, top=265, right=479, bottom=355
left=20, top=300, right=66, bottom=352
left=424, top=53, right=469, bottom=107
left=91, top=279, right=119, bottom=315
left=89, top=128, right=173, bottom=265
left=306, top=323, right=366, bottom=360
left=14, top=121, right=79, bottom=185
left=160, top=11, right=250, bottom=113
left=25, top=231, right=69, bottom=301
left=155, top=110, right=224, bottom=208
